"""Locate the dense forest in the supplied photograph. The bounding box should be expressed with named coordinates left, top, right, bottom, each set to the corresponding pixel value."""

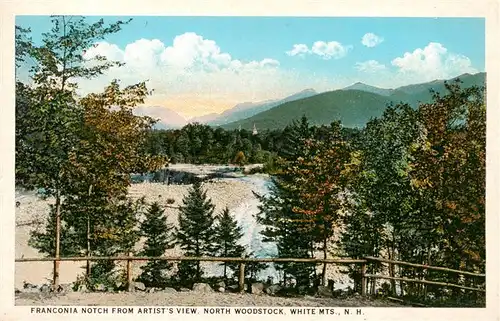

left=15, top=16, right=485, bottom=307
left=142, top=121, right=360, bottom=167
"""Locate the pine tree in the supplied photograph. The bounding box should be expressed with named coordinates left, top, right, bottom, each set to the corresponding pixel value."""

left=256, top=178, right=316, bottom=287
left=255, top=116, right=317, bottom=287
left=137, top=202, right=175, bottom=288
left=28, top=204, right=81, bottom=257
left=213, top=207, right=245, bottom=279
left=176, top=181, right=216, bottom=285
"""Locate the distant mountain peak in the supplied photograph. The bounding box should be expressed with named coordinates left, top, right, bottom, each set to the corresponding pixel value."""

left=221, top=72, right=485, bottom=132
left=203, top=88, right=319, bottom=126
left=134, top=106, right=187, bottom=129
left=343, top=82, right=394, bottom=96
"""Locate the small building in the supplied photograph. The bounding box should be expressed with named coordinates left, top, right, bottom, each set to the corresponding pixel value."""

left=252, top=123, right=258, bottom=135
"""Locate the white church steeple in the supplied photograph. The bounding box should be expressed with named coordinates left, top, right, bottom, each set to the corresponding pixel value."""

left=252, top=123, right=258, bottom=135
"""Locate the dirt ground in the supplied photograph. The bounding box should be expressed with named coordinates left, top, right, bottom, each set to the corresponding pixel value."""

left=15, top=291, right=403, bottom=307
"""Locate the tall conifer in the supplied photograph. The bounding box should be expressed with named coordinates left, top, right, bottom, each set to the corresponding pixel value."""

left=213, top=207, right=245, bottom=279
left=137, top=201, right=175, bottom=288
left=176, top=181, right=216, bottom=285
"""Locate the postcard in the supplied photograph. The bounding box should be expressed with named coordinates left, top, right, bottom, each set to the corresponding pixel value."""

left=0, top=0, right=498, bottom=320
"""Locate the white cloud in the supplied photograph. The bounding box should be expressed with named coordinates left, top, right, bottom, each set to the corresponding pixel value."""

left=391, top=42, right=478, bottom=82
left=361, top=33, right=384, bottom=48
left=286, top=44, right=309, bottom=57
left=84, top=33, right=280, bottom=75
left=355, top=60, right=386, bottom=73
left=311, top=41, right=352, bottom=60
left=84, top=42, right=124, bottom=61
left=349, top=42, right=480, bottom=88
left=74, top=37, right=480, bottom=119
left=77, top=33, right=310, bottom=117
left=286, top=41, right=351, bottom=59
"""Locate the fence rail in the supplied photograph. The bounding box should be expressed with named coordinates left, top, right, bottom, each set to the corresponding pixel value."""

left=364, top=274, right=485, bottom=293
left=15, top=255, right=485, bottom=296
left=364, top=256, right=485, bottom=278
left=15, top=256, right=366, bottom=264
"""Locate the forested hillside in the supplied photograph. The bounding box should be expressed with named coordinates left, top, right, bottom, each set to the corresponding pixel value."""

left=222, top=72, right=485, bottom=131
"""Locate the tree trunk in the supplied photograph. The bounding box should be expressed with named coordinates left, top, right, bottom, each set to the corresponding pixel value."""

left=423, top=247, right=431, bottom=298
left=53, top=188, right=61, bottom=288
left=223, top=246, right=228, bottom=279
left=388, top=246, right=396, bottom=296
left=86, top=216, right=91, bottom=276
left=311, top=238, right=317, bottom=286
left=196, top=243, right=200, bottom=281
left=371, top=276, right=376, bottom=295
left=321, top=236, right=327, bottom=286
left=399, top=266, right=405, bottom=296
left=60, top=16, right=67, bottom=92
left=86, top=185, right=93, bottom=278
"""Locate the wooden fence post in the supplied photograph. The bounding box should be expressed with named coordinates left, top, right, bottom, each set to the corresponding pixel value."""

left=361, top=262, right=367, bottom=296
left=53, top=189, right=61, bottom=289
left=239, top=263, right=246, bottom=292
left=127, top=252, right=133, bottom=292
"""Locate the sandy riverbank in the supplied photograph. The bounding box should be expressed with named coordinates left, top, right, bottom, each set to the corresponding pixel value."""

left=15, top=174, right=257, bottom=289
left=15, top=165, right=353, bottom=290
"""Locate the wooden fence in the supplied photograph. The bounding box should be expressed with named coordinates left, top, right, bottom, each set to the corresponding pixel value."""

left=363, top=256, right=486, bottom=294
left=15, top=255, right=485, bottom=296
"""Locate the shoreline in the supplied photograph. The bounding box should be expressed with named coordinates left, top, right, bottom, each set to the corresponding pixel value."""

left=15, top=165, right=352, bottom=290
left=14, top=169, right=266, bottom=288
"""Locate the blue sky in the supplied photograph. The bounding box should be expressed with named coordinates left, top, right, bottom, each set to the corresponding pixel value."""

left=16, top=16, right=485, bottom=118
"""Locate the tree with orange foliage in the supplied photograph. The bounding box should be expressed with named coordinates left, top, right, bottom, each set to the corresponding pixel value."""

left=233, top=150, right=247, bottom=166
left=409, top=81, right=485, bottom=292
left=17, top=15, right=133, bottom=287
left=282, top=121, right=353, bottom=285
left=20, top=16, right=168, bottom=288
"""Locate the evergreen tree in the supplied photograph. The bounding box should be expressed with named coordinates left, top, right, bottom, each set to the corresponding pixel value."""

left=213, top=207, right=245, bottom=279
left=137, top=202, right=175, bottom=288
left=176, top=181, right=216, bottom=285
left=29, top=204, right=81, bottom=257
left=255, top=116, right=317, bottom=287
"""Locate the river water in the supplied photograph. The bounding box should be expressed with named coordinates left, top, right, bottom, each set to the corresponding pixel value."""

left=221, top=175, right=279, bottom=280
left=218, top=174, right=355, bottom=290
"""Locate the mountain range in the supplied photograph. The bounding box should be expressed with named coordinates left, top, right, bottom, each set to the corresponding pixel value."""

left=141, top=72, right=485, bottom=130
left=221, top=72, right=486, bottom=131
left=206, top=88, right=318, bottom=126
left=143, top=88, right=318, bottom=129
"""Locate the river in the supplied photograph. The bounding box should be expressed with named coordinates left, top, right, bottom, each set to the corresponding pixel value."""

left=214, top=174, right=279, bottom=280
